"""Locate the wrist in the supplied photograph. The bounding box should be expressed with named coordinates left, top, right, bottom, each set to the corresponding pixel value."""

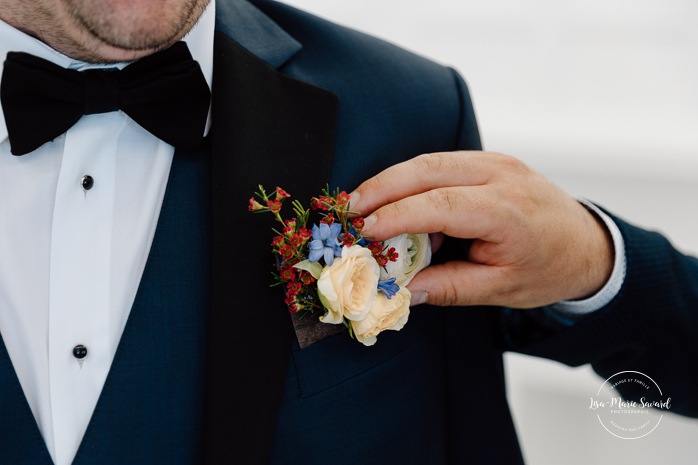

left=576, top=202, right=615, bottom=299
left=554, top=199, right=626, bottom=315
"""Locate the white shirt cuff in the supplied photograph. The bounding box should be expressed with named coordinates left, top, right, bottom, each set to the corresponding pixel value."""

left=550, top=199, right=626, bottom=317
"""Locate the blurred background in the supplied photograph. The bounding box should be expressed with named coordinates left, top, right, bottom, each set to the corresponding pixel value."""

left=283, top=1, right=698, bottom=463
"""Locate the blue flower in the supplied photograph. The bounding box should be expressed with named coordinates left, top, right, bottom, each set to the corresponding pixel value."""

left=377, top=277, right=400, bottom=299
left=308, top=223, right=342, bottom=265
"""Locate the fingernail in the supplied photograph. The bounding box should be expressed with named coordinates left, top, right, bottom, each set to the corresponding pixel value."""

left=348, top=190, right=360, bottom=210
left=410, top=290, right=428, bottom=307
left=361, top=215, right=376, bottom=236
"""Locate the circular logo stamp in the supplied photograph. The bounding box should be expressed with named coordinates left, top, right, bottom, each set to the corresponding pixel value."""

left=589, top=371, right=671, bottom=439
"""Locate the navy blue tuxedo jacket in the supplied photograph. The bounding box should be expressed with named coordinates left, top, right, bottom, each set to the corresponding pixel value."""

left=208, top=4, right=698, bottom=463
left=202, top=1, right=523, bottom=463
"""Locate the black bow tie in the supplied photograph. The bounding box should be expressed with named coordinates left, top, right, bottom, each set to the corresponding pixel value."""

left=1, top=42, right=211, bottom=155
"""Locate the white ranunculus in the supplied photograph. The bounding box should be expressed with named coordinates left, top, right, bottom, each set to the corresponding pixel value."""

left=318, top=246, right=380, bottom=324
left=380, top=233, right=432, bottom=286
left=351, top=288, right=411, bottom=346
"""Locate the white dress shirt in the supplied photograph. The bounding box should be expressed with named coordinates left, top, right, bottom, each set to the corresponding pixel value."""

left=0, top=3, right=214, bottom=465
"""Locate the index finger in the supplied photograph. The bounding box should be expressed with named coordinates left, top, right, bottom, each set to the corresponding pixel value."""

left=357, top=185, right=503, bottom=242
left=349, top=151, right=500, bottom=217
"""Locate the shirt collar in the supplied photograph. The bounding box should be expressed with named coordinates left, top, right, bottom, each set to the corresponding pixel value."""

left=0, top=0, right=216, bottom=145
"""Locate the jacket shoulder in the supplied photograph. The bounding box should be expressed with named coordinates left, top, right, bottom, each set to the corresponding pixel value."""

left=253, top=1, right=457, bottom=89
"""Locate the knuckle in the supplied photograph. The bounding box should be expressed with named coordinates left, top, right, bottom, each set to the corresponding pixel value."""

left=435, top=289, right=459, bottom=306
left=413, top=152, right=449, bottom=175
left=430, top=263, right=469, bottom=307
left=383, top=200, right=405, bottom=217
left=422, top=190, right=464, bottom=234
left=427, top=188, right=461, bottom=214
left=360, top=171, right=386, bottom=193
left=496, top=152, right=526, bottom=171
left=430, top=280, right=461, bottom=307
left=492, top=269, right=537, bottom=308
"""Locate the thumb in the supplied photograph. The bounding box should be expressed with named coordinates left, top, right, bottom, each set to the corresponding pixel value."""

left=407, top=261, right=507, bottom=307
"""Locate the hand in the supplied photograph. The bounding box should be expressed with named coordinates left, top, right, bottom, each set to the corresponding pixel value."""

left=350, top=151, right=614, bottom=308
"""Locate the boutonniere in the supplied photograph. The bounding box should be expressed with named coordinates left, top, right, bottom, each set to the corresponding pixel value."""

left=249, top=185, right=431, bottom=347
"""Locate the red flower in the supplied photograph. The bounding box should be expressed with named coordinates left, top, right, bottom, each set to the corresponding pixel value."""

left=287, top=303, right=300, bottom=314
left=298, top=227, right=312, bottom=239
left=321, top=213, right=335, bottom=225
left=375, top=254, right=388, bottom=267
left=289, top=234, right=304, bottom=247
left=278, top=245, right=294, bottom=261
left=279, top=266, right=295, bottom=282
left=284, top=218, right=296, bottom=234
left=248, top=198, right=265, bottom=212
left=267, top=200, right=282, bottom=213
left=386, top=247, right=399, bottom=262
left=342, top=233, right=356, bottom=247
left=299, top=271, right=316, bottom=285
left=271, top=235, right=285, bottom=247
left=275, top=187, right=290, bottom=200
left=352, top=217, right=365, bottom=231
left=310, top=197, right=325, bottom=210
left=284, top=294, right=300, bottom=314
left=368, top=242, right=383, bottom=255
left=336, top=191, right=350, bottom=206
left=286, top=281, right=302, bottom=295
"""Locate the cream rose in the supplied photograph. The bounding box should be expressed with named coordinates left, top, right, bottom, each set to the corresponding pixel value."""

left=318, top=246, right=380, bottom=324
left=351, top=288, right=411, bottom=346
left=380, top=233, right=432, bottom=286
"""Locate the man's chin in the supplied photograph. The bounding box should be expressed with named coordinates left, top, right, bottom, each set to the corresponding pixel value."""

left=86, top=42, right=173, bottom=63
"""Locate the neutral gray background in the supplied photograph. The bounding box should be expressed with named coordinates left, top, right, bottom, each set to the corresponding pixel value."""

left=283, top=1, right=698, bottom=463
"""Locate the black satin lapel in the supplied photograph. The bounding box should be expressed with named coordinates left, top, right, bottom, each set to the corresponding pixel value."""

left=202, top=32, right=338, bottom=464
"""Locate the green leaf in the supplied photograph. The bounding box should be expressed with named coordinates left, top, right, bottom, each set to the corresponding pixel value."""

left=294, top=260, right=323, bottom=279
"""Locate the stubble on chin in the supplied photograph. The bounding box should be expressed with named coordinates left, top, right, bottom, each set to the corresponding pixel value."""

left=68, top=0, right=207, bottom=52
left=5, top=0, right=210, bottom=63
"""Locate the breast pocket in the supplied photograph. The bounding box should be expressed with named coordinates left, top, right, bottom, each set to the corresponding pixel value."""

left=270, top=307, right=450, bottom=465
left=288, top=307, right=444, bottom=398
